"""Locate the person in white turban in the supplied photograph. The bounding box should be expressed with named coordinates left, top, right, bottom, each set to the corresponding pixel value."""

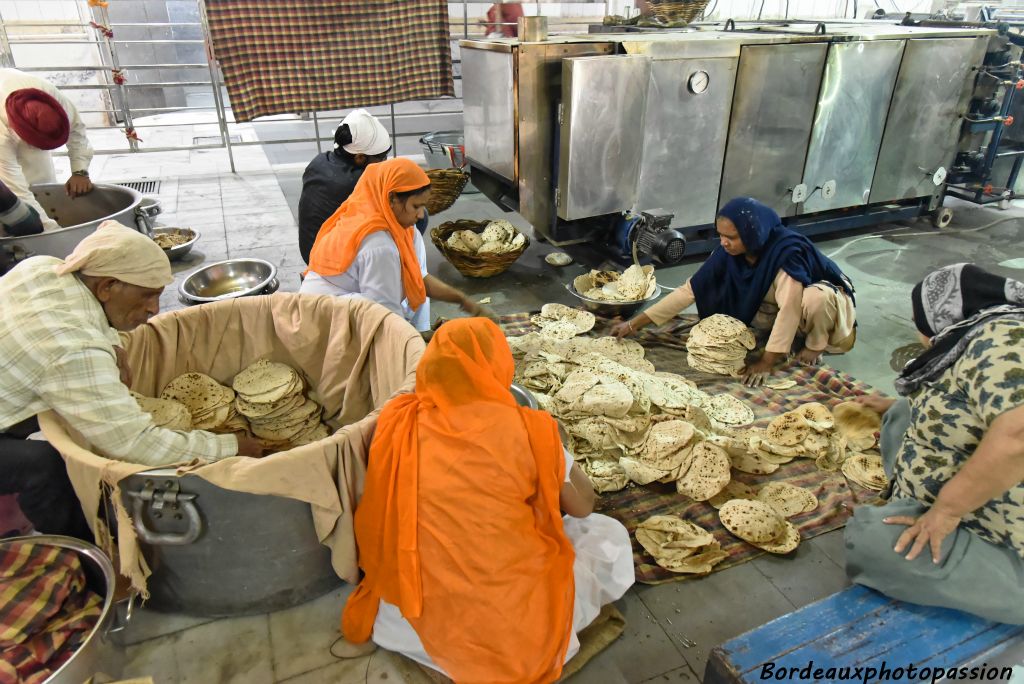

left=0, top=221, right=264, bottom=540
left=297, top=109, right=429, bottom=266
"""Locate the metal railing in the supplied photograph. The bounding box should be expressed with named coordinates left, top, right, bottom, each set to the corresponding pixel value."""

left=0, top=1, right=594, bottom=171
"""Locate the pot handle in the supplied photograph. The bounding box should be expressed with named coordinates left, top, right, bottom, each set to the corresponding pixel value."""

left=126, top=485, right=203, bottom=546
left=134, top=198, right=162, bottom=237
left=107, top=593, right=136, bottom=635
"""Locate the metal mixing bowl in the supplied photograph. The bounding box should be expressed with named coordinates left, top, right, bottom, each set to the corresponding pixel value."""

left=178, top=258, right=278, bottom=305
left=565, top=282, right=662, bottom=318
left=153, top=227, right=199, bottom=261
left=510, top=383, right=539, bottom=410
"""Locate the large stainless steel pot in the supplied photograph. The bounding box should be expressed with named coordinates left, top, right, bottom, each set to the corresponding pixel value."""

left=1, top=535, right=125, bottom=684
left=0, top=184, right=160, bottom=259
left=119, top=468, right=342, bottom=617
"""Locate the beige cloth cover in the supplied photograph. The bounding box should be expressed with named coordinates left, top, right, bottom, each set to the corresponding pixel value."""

left=39, top=293, right=424, bottom=596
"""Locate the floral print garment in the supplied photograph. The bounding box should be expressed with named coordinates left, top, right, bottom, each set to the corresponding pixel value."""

left=893, top=318, right=1024, bottom=559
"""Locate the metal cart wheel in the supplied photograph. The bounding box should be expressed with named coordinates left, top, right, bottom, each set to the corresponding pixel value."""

left=932, top=207, right=954, bottom=229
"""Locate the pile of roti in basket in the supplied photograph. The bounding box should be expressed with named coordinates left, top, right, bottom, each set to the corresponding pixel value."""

left=133, top=359, right=331, bottom=452
left=510, top=303, right=889, bottom=574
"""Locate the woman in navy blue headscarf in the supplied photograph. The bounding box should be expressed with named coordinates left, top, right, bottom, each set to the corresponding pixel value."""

left=613, top=197, right=857, bottom=386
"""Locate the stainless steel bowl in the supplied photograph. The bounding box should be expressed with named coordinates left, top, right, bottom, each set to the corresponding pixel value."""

left=178, top=258, right=278, bottom=305
left=565, top=282, right=662, bottom=319
left=510, top=383, right=539, bottom=410
left=153, top=227, right=199, bottom=262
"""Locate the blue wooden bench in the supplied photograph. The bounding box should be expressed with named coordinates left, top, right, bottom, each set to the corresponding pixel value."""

left=705, top=585, right=1024, bottom=683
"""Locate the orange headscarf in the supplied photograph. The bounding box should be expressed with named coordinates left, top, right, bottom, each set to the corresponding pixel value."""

left=306, top=157, right=429, bottom=311
left=342, top=319, right=576, bottom=684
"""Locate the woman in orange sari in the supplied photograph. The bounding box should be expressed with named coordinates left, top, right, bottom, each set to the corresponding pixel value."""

left=343, top=318, right=634, bottom=682
left=300, top=157, right=489, bottom=331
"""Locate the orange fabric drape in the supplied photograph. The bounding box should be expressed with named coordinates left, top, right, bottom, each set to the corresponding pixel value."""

left=306, top=157, right=429, bottom=311
left=342, top=318, right=576, bottom=684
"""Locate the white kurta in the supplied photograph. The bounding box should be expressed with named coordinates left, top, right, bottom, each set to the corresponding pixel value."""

left=369, top=449, right=636, bottom=676
left=0, top=69, right=94, bottom=233
left=299, top=228, right=431, bottom=331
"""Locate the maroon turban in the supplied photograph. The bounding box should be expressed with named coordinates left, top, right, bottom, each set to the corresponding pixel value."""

left=5, top=88, right=70, bottom=150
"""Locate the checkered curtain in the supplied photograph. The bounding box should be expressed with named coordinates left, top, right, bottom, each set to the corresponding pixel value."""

left=205, top=0, right=455, bottom=122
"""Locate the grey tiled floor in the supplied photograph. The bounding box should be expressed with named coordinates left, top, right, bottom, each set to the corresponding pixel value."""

left=84, top=140, right=1024, bottom=682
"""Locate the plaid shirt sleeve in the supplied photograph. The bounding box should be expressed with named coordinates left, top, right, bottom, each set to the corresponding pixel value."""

left=36, top=346, right=237, bottom=466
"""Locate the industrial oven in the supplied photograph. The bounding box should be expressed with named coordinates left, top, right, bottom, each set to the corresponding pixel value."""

left=460, top=21, right=1000, bottom=263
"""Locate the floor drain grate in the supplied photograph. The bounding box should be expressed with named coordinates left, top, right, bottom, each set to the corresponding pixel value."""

left=193, top=135, right=242, bottom=145
left=115, top=180, right=161, bottom=194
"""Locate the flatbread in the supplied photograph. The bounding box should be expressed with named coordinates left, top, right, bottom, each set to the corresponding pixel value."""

left=708, top=481, right=758, bottom=509
left=160, top=372, right=233, bottom=416
left=718, top=499, right=786, bottom=544
left=704, top=395, right=755, bottom=427
left=757, top=482, right=818, bottom=518
left=133, top=393, right=192, bottom=431
left=533, top=303, right=596, bottom=335
left=755, top=521, right=801, bottom=554
left=765, top=412, right=810, bottom=446
left=833, top=401, right=881, bottom=451
left=675, top=442, right=731, bottom=501
left=233, top=359, right=295, bottom=397
left=842, top=453, right=888, bottom=491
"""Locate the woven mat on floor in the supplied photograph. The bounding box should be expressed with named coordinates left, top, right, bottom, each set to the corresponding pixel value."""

left=498, top=312, right=882, bottom=585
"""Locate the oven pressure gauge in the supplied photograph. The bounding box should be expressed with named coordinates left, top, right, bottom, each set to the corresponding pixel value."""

left=688, top=70, right=710, bottom=94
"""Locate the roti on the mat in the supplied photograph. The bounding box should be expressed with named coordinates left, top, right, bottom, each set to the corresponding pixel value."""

left=659, top=547, right=730, bottom=574
left=755, top=521, right=801, bottom=554
left=704, top=395, right=755, bottom=427
left=796, top=402, right=835, bottom=431
left=757, top=482, right=818, bottom=518
left=718, top=499, right=786, bottom=544
left=620, top=457, right=669, bottom=486
left=676, top=442, right=731, bottom=501
left=765, top=412, right=810, bottom=446
left=534, top=303, right=596, bottom=334
left=635, top=515, right=715, bottom=556
left=708, top=481, right=758, bottom=509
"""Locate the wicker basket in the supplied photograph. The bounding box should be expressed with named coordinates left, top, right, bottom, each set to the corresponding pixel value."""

left=425, top=168, right=470, bottom=216
left=431, top=219, right=530, bottom=279
left=648, top=0, right=710, bottom=24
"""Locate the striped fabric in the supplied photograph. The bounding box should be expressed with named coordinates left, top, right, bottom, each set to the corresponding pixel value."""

left=0, top=541, right=102, bottom=684
left=205, top=0, right=455, bottom=123
left=499, top=311, right=878, bottom=585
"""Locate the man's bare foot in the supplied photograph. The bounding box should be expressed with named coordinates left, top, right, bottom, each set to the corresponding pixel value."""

left=795, top=347, right=823, bottom=366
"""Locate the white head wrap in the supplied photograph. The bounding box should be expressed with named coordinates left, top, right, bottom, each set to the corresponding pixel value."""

left=55, top=220, right=173, bottom=289
left=336, top=109, right=391, bottom=156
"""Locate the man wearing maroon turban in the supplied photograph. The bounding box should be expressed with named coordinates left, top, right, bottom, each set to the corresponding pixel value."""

left=1, top=68, right=94, bottom=232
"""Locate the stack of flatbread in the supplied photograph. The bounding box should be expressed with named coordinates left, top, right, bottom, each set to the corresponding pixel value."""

left=744, top=403, right=847, bottom=472
left=132, top=392, right=193, bottom=432
left=842, top=453, right=889, bottom=491
left=573, top=265, right=656, bottom=302
left=446, top=220, right=526, bottom=255
left=685, top=314, right=756, bottom=376
left=160, top=372, right=247, bottom=434
left=530, top=303, right=596, bottom=341
left=635, top=515, right=728, bottom=574
left=233, top=360, right=331, bottom=450
left=718, top=498, right=801, bottom=554
left=508, top=313, right=762, bottom=496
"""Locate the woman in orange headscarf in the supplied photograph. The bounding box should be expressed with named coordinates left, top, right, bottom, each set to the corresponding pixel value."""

left=342, top=318, right=634, bottom=682
left=300, top=157, right=489, bottom=331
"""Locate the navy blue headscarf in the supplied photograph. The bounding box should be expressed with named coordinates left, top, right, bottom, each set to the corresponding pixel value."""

left=690, top=197, right=855, bottom=325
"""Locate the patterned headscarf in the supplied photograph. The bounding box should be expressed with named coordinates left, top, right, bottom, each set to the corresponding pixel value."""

left=896, top=263, right=1024, bottom=396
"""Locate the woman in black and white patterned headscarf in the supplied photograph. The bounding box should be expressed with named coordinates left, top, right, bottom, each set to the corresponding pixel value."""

left=897, top=262, right=1024, bottom=395
left=844, top=263, right=1024, bottom=625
